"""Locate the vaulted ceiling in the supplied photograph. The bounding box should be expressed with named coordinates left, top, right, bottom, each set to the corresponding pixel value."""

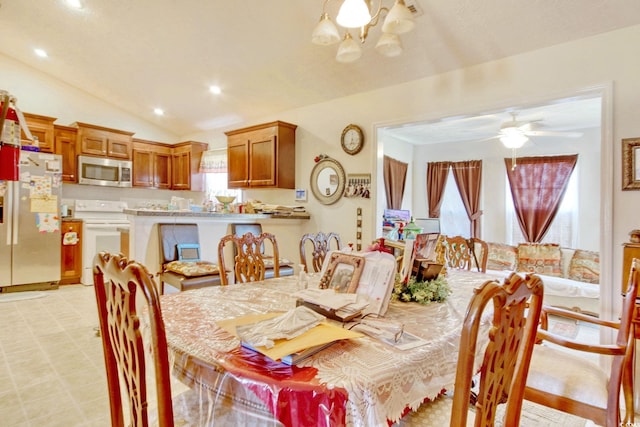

left=0, top=1, right=638, bottom=136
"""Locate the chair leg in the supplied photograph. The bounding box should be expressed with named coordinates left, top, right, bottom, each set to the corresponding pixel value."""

left=622, top=333, right=635, bottom=423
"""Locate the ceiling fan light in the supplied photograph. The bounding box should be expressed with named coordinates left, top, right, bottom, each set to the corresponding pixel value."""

left=336, top=32, right=362, bottom=63
left=382, top=0, right=415, bottom=34
left=500, top=134, right=529, bottom=149
left=336, top=0, right=372, bottom=28
left=312, top=13, right=341, bottom=45
left=375, top=32, right=403, bottom=57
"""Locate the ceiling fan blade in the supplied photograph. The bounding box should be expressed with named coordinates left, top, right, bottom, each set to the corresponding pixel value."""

left=526, top=130, right=582, bottom=138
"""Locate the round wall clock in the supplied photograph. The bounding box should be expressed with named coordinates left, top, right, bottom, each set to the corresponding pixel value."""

left=341, top=124, right=364, bottom=155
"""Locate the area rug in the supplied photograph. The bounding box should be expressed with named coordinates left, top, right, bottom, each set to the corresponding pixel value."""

left=0, top=291, right=48, bottom=303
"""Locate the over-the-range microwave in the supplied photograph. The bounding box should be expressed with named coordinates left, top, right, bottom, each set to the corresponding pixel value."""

left=77, top=155, right=132, bottom=187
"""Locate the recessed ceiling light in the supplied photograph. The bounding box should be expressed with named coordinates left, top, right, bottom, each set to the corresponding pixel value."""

left=65, top=0, right=83, bottom=9
left=34, top=48, right=48, bottom=58
left=209, top=85, right=222, bottom=95
left=153, top=108, right=164, bottom=116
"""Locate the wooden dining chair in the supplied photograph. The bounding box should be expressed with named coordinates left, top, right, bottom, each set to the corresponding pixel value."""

left=230, top=223, right=294, bottom=278
left=218, top=231, right=281, bottom=285
left=157, top=223, right=222, bottom=294
left=523, top=258, right=640, bottom=427
left=443, top=235, right=488, bottom=272
left=396, top=272, right=545, bottom=426
left=93, top=251, right=198, bottom=427
left=299, top=231, right=342, bottom=272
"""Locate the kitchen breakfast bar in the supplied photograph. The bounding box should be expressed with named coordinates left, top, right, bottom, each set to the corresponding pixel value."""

left=124, top=209, right=311, bottom=280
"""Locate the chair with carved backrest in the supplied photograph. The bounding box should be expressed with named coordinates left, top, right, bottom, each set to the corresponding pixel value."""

left=397, top=272, right=545, bottom=426
left=218, top=231, right=281, bottom=285
left=93, top=251, right=197, bottom=427
left=443, top=235, right=488, bottom=273
left=523, top=258, right=640, bottom=426
left=230, top=223, right=294, bottom=278
left=299, top=231, right=342, bottom=273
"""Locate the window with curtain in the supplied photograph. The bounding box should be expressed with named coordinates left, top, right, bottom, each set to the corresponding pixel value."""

left=200, top=149, right=242, bottom=203
left=506, top=166, right=578, bottom=247
left=439, top=168, right=471, bottom=238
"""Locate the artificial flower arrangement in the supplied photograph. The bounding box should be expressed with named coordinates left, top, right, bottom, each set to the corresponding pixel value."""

left=367, top=239, right=451, bottom=304
left=391, top=272, right=451, bottom=304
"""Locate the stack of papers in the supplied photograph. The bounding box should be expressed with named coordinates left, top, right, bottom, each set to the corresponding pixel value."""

left=216, top=312, right=363, bottom=364
left=294, top=288, right=369, bottom=321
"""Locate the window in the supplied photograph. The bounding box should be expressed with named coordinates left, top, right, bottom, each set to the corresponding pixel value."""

left=200, top=149, right=242, bottom=205
left=439, top=169, right=470, bottom=238
left=506, top=166, right=578, bottom=247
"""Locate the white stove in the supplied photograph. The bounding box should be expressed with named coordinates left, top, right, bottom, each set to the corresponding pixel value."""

left=74, top=200, right=130, bottom=285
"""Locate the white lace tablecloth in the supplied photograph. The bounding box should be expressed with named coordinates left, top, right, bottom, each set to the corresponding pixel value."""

left=160, top=269, right=494, bottom=427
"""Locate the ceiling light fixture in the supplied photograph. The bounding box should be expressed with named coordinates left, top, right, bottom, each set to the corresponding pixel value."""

left=209, top=85, right=222, bottom=95
left=65, top=0, right=83, bottom=9
left=34, top=48, right=48, bottom=58
left=153, top=108, right=164, bottom=116
left=312, top=0, right=416, bottom=63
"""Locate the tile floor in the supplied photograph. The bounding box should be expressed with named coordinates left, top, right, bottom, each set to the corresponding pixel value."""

left=0, top=285, right=110, bottom=426
left=0, top=285, right=621, bottom=426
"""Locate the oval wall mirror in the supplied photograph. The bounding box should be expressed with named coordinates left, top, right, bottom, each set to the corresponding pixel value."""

left=310, top=157, right=346, bottom=205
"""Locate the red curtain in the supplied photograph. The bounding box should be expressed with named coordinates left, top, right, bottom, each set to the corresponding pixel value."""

left=505, top=154, right=578, bottom=243
left=426, top=162, right=451, bottom=218
left=451, top=160, right=483, bottom=238
left=383, top=156, right=408, bottom=210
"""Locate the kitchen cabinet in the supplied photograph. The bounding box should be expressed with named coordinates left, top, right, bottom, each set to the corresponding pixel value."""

left=60, top=220, right=82, bottom=285
left=54, top=124, right=78, bottom=183
left=74, top=122, right=133, bottom=159
left=224, top=121, right=297, bottom=189
left=21, top=113, right=56, bottom=153
left=132, top=139, right=172, bottom=189
left=171, top=141, right=207, bottom=191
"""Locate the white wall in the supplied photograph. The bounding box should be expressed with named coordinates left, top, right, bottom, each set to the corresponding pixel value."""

left=5, top=25, right=640, bottom=320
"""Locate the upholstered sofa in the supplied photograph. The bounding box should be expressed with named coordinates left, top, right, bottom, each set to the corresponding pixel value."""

left=484, top=242, right=600, bottom=315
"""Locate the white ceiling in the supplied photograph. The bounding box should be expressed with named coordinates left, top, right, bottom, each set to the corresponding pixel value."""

left=0, top=1, right=638, bottom=137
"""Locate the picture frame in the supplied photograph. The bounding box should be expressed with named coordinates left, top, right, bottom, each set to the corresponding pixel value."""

left=622, top=137, right=640, bottom=190
left=295, top=188, right=308, bottom=202
left=319, top=252, right=365, bottom=293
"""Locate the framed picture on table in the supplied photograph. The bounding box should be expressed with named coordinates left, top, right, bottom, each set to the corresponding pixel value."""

left=622, top=137, right=640, bottom=190
left=319, top=252, right=365, bottom=293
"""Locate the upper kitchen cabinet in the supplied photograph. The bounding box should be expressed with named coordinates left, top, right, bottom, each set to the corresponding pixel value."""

left=54, top=124, right=78, bottom=183
left=224, top=121, right=297, bottom=189
left=132, top=139, right=172, bottom=189
left=73, top=122, right=133, bottom=159
left=21, top=113, right=56, bottom=153
left=171, top=141, right=207, bottom=191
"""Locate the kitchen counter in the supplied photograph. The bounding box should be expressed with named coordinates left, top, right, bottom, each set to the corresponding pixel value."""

left=123, top=209, right=310, bottom=220
left=126, top=210, right=312, bottom=281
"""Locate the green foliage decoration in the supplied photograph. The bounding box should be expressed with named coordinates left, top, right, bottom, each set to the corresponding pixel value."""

left=392, top=273, right=451, bottom=304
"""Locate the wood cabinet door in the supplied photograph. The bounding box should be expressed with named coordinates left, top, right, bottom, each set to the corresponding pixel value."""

left=80, top=133, right=108, bottom=156
left=154, top=151, right=172, bottom=189
left=107, top=137, right=131, bottom=159
left=249, top=133, right=276, bottom=187
left=227, top=136, right=249, bottom=188
left=172, top=150, right=191, bottom=190
left=133, top=149, right=154, bottom=187
left=21, top=113, right=56, bottom=153
left=60, top=221, right=82, bottom=284
left=54, top=126, right=77, bottom=183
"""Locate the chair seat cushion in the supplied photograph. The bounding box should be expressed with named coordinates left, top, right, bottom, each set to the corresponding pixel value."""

left=263, top=258, right=293, bottom=268
left=164, top=260, right=219, bottom=277
left=526, top=344, right=608, bottom=409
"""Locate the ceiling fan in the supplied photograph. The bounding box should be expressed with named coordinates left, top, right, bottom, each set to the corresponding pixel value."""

left=496, top=112, right=583, bottom=149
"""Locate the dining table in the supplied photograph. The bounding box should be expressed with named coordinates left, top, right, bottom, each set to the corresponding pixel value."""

left=159, top=268, right=498, bottom=427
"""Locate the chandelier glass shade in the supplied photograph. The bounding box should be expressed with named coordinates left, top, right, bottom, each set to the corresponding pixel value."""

left=312, top=0, right=415, bottom=63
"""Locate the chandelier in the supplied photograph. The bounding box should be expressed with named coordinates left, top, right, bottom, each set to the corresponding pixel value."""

left=312, top=0, right=416, bottom=63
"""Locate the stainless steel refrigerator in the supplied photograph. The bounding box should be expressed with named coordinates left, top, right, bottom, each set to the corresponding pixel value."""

left=0, top=151, right=62, bottom=289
